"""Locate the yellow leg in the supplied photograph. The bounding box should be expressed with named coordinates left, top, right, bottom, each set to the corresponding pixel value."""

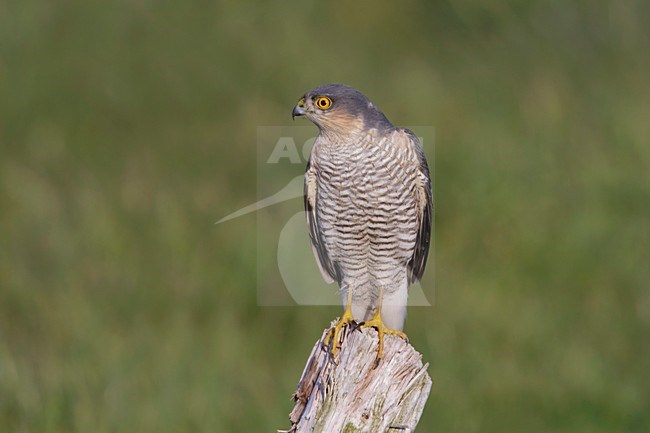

left=357, top=288, right=408, bottom=367
left=324, top=287, right=355, bottom=359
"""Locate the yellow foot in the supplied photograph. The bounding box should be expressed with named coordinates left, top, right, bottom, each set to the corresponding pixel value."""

left=357, top=317, right=408, bottom=368
left=323, top=308, right=356, bottom=360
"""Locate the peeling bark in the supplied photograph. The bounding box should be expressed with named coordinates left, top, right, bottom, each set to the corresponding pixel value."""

left=280, top=321, right=431, bottom=433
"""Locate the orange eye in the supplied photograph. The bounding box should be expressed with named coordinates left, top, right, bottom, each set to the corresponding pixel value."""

left=314, top=96, right=332, bottom=110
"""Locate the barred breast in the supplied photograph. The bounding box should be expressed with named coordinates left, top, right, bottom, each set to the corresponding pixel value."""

left=311, top=129, right=420, bottom=307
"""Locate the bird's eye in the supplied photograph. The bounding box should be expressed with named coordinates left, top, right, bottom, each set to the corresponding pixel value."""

left=315, top=96, right=332, bottom=110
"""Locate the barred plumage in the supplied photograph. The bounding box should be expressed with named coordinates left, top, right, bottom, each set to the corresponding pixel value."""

left=294, top=84, right=431, bottom=359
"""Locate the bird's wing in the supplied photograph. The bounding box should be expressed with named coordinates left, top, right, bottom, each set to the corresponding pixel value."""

left=401, top=129, right=433, bottom=284
left=304, top=160, right=336, bottom=284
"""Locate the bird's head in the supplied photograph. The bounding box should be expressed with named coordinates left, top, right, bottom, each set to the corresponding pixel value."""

left=292, top=84, right=393, bottom=137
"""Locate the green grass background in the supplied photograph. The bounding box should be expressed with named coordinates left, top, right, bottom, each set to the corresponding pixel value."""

left=1, top=1, right=648, bottom=432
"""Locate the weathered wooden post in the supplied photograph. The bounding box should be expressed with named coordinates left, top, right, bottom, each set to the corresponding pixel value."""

left=279, top=321, right=431, bottom=433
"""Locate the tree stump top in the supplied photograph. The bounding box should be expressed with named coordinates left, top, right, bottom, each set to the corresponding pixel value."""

left=280, top=321, right=432, bottom=433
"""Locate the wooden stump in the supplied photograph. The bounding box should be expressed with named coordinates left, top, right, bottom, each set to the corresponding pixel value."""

left=279, top=320, right=432, bottom=433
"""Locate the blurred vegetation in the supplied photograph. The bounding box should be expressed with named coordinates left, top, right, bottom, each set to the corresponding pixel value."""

left=1, top=1, right=649, bottom=432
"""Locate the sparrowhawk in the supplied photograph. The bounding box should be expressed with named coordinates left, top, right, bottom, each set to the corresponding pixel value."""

left=292, top=84, right=432, bottom=363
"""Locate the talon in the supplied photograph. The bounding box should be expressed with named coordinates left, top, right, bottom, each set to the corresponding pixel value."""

left=357, top=314, right=408, bottom=368
left=323, top=307, right=355, bottom=360
left=351, top=321, right=364, bottom=333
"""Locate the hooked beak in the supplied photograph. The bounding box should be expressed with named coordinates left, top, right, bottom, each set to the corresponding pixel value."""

left=292, top=98, right=307, bottom=120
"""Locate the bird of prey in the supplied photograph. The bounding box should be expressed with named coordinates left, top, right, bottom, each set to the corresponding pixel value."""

left=292, top=84, right=432, bottom=363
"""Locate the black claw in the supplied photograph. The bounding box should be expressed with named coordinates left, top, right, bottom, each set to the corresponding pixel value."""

left=321, top=332, right=342, bottom=365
